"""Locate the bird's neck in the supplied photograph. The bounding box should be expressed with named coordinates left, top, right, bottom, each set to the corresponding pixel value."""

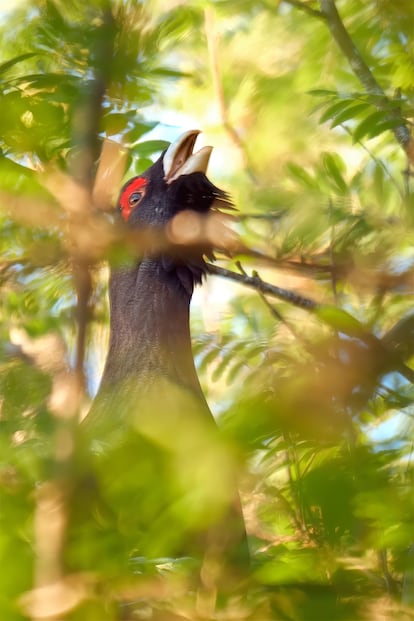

left=101, top=258, right=201, bottom=391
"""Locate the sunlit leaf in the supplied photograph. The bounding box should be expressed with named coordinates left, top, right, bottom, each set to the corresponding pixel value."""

left=321, top=152, right=348, bottom=194
left=316, top=306, right=367, bottom=338
left=0, top=52, right=38, bottom=76
left=133, top=139, right=169, bottom=158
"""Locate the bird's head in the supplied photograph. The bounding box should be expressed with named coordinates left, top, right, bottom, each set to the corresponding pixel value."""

left=118, top=130, right=230, bottom=229
left=115, top=131, right=232, bottom=291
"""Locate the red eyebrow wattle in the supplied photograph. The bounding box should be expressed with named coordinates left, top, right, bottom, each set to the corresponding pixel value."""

left=120, top=177, right=147, bottom=221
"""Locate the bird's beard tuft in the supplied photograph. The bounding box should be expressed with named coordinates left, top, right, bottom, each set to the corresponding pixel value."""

left=154, top=171, right=232, bottom=295
left=160, top=255, right=208, bottom=296
left=167, top=171, right=233, bottom=215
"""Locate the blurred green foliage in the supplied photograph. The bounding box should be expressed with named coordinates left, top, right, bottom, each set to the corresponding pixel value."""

left=0, top=0, right=414, bottom=620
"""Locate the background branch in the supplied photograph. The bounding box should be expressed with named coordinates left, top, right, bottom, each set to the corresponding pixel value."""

left=207, top=262, right=414, bottom=383
left=204, top=7, right=257, bottom=183
left=319, top=0, right=414, bottom=164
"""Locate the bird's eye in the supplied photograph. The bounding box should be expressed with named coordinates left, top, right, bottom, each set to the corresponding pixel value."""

left=129, top=191, right=143, bottom=206
left=119, top=176, right=147, bottom=221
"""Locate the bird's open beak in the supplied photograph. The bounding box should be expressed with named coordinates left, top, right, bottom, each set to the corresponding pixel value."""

left=163, top=130, right=213, bottom=184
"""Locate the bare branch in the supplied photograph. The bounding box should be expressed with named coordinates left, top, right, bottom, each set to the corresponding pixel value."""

left=23, top=10, right=117, bottom=618
left=69, top=5, right=116, bottom=396
left=206, top=262, right=318, bottom=310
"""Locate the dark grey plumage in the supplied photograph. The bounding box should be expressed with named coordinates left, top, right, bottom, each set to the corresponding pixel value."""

left=82, top=132, right=248, bottom=580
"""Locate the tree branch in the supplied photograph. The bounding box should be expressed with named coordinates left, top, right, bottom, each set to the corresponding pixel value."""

left=206, top=262, right=414, bottom=384
left=206, top=262, right=318, bottom=310
left=319, top=0, right=414, bottom=163
left=25, top=9, right=116, bottom=619
left=70, top=5, right=115, bottom=396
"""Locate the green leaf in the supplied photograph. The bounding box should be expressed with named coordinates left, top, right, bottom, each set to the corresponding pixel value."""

left=307, top=89, right=337, bottom=97
left=366, top=117, right=406, bottom=138
left=134, top=157, right=154, bottom=175
left=102, top=113, right=130, bottom=136
left=352, top=110, right=403, bottom=142
left=133, top=140, right=169, bottom=158
left=152, top=67, right=192, bottom=79
left=330, top=102, right=371, bottom=127
left=255, top=548, right=327, bottom=585
left=319, top=99, right=354, bottom=124
left=226, top=358, right=248, bottom=385
left=382, top=312, right=414, bottom=359
left=321, top=152, right=348, bottom=194
left=126, top=121, right=158, bottom=144
left=286, top=162, right=318, bottom=190
left=353, top=110, right=383, bottom=142
left=316, top=306, right=367, bottom=338
left=0, top=53, right=38, bottom=76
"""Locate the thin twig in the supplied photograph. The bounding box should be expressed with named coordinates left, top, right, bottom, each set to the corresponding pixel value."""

left=328, top=199, right=338, bottom=303
left=236, top=260, right=305, bottom=341
left=237, top=261, right=289, bottom=321
left=341, top=125, right=404, bottom=198
left=204, top=7, right=258, bottom=183
left=236, top=211, right=287, bottom=221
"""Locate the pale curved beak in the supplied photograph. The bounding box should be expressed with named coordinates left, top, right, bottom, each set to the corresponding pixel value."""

left=163, top=130, right=213, bottom=184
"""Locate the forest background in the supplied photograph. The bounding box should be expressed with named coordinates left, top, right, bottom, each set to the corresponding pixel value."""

left=0, top=1, right=414, bottom=620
